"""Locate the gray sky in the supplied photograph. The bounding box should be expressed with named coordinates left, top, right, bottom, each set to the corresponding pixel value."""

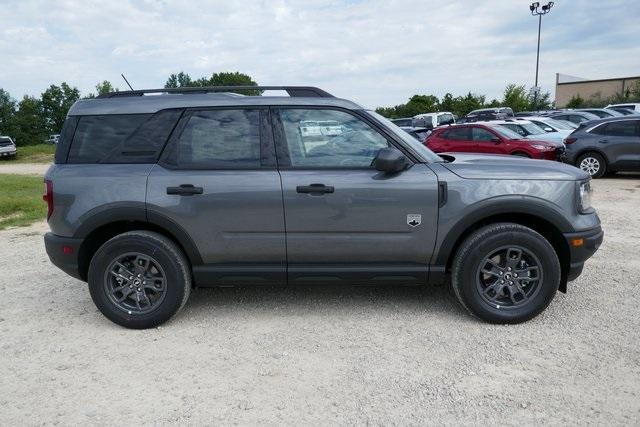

left=1, top=0, right=638, bottom=108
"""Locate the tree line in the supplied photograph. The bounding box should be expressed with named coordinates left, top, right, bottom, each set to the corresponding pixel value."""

left=3, top=71, right=638, bottom=146
left=0, top=71, right=258, bottom=146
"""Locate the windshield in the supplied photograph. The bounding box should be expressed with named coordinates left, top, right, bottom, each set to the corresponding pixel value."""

left=366, top=111, right=442, bottom=162
left=391, top=118, right=413, bottom=127
left=489, top=124, right=523, bottom=139
left=520, top=122, right=546, bottom=135
left=541, top=118, right=573, bottom=130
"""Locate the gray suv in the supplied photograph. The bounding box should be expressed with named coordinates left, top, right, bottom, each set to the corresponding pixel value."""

left=565, top=117, right=640, bottom=178
left=44, top=86, right=603, bottom=329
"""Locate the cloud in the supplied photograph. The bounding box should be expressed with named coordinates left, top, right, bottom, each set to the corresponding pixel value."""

left=0, top=0, right=637, bottom=108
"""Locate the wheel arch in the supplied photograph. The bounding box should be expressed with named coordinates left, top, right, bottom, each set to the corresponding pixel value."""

left=574, top=148, right=610, bottom=166
left=74, top=207, right=202, bottom=281
left=434, top=202, right=572, bottom=292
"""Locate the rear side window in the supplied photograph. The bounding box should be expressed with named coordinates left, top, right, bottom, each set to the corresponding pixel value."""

left=166, top=109, right=261, bottom=169
left=68, top=114, right=151, bottom=163
left=441, top=127, right=470, bottom=140
left=600, top=120, right=639, bottom=137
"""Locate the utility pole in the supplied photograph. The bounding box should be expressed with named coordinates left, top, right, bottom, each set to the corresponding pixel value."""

left=529, top=2, right=554, bottom=110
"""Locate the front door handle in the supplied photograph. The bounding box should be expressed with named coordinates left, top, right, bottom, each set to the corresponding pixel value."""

left=296, top=183, right=335, bottom=195
left=166, top=184, right=203, bottom=196
left=598, top=139, right=609, bottom=144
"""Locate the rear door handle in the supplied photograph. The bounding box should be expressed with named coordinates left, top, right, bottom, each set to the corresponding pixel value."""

left=296, top=183, right=335, bottom=195
left=166, top=184, right=203, bottom=196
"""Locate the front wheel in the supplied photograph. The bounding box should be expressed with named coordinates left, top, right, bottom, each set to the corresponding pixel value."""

left=88, top=231, right=191, bottom=329
left=451, top=223, right=560, bottom=324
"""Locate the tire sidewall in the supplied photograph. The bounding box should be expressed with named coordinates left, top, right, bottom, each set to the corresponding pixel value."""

left=88, top=234, right=188, bottom=329
left=455, top=228, right=560, bottom=323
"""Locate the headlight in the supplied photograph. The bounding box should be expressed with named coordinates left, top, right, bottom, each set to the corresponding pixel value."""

left=578, top=181, right=592, bottom=213
left=531, top=144, right=551, bottom=150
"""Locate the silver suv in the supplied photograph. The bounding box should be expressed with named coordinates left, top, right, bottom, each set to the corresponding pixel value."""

left=0, top=136, right=17, bottom=158
left=44, top=86, right=603, bottom=328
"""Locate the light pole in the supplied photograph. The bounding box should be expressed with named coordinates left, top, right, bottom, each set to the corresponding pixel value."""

left=529, top=1, right=554, bottom=110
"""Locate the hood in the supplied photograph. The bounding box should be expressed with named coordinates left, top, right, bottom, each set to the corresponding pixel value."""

left=524, top=133, right=566, bottom=146
left=439, top=153, right=589, bottom=181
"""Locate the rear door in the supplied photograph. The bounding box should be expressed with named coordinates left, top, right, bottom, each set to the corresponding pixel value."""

left=146, top=107, right=286, bottom=285
left=433, top=126, right=473, bottom=153
left=272, top=107, right=439, bottom=285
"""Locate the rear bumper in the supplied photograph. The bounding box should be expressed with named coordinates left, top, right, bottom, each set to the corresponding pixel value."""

left=44, top=232, right=84, bottom=280
left=563, top=225, right=604, bottom=281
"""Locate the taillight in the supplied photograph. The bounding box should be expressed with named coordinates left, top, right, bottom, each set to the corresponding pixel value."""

left=43, top=179, right=53, bottom=220
left=565, top=137, right=577, bottom=145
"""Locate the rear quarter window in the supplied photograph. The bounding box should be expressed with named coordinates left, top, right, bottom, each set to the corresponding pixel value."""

left=66, top=110, right=182, bottom=164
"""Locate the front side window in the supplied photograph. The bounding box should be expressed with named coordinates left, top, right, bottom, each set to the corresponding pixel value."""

left=171, top=109, right=261, bottom=169
left=279, top=109, right=389, bottom=167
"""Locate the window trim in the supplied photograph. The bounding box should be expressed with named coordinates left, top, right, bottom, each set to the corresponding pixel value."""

left=158, top=106, right=276, bottom=171
left=271, top=106, right=416, bottom=170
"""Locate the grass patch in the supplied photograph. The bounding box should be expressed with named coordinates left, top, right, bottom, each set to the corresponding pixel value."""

left=0, top=144, right=56, bottom=164
left=0, top=174, right=46, bottom=230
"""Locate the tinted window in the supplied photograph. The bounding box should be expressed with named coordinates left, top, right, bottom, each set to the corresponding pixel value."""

left=391, top=118, right=413, bottom=127
left=501, top=124, right=526, bottom=136
left=441, top=127, right=470, bottom=140
left=279, top=109, right=389, bottom=167
left=102, top=109, right=182, bottom=163
left=603, top=120, right=639, bottom=137
left=166, top=109, right=261, bottom=169
left=472, top=127, right=497, bottom=141
left=68, top=114, right=150, bottom=163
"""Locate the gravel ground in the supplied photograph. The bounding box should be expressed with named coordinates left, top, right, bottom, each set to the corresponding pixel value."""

left=0, top=162, right=50, bottom=175
left=1, top=176, right=639, bottom=425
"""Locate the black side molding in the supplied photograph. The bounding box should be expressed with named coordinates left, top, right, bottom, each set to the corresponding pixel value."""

left=438, top=181, right=448, bottom=207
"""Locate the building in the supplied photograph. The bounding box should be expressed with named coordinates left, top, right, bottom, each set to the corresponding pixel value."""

left=555, top=73, right=640, bottom=107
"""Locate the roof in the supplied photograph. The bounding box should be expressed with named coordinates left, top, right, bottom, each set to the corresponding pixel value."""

left=68, top=86, right=363, bottom=115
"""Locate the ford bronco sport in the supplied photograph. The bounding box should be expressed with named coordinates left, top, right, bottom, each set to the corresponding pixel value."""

left=44, top=86, right=603, bottom=329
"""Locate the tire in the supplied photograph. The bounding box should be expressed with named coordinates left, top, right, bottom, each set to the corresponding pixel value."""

left=511, top=152, right=530, bottom=158
left=87, top=231, right=191, bottom=329
left=576, top=152, right=606, bottom=178
left=451, top=223, right=560, bottom=324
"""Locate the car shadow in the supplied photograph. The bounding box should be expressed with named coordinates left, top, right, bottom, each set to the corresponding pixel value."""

left=183, top=283, right=465, bottom=320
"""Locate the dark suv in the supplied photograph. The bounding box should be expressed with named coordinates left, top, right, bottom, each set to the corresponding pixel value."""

left=44, top=86, right=602, bottom=328
left=565, top=117, right=640, bottom=177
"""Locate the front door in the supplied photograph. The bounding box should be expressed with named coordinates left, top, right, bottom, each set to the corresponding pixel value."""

left=146, top=107, right=286, bottom=285
left=272, top=107, right=440, bottom=285
left=598, top=119, right=640, bottom=170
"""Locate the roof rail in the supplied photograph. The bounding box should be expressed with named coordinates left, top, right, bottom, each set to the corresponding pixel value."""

left=96, top=86, right=334, bottom=99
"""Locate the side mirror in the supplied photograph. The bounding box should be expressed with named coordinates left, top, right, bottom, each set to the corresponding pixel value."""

left=491, top=137, right=501, bottom=143
left=373, top=147, right=408, bottom=173
left=544, top=127, right=553, bottom=132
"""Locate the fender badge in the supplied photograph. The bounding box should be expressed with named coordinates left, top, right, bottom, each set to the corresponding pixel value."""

left=407, top=214, right=421, bottom=227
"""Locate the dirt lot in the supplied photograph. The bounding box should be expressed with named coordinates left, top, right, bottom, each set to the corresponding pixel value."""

left=1, top=176, right=639, bottom=425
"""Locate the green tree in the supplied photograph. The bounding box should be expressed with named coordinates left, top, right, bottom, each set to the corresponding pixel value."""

left=165, top=71, right=260, bottom=95
left=502, top=84, right=529, bottom=112
left=0, top=88, right=16, bottom=136
left=41, top=83, right=80, bottom=134
left=11, top=96, right=46, bottom=145
left=565, top=94, right=585, bottom=108
left=96, top=80, right=117, bottom=95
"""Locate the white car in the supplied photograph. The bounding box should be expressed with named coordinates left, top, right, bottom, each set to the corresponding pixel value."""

left=0, top=136, right=17, bottom=158
left=412, top=112, right=455, bottom=129
left=518, top=116, right=576, bottom=134
left=482, top=120, right=567, bottom=146
left=606, top=103, right=640, bottom=113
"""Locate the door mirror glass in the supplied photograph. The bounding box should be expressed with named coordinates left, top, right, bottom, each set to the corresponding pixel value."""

left=373, top=147, right=408, bottom=173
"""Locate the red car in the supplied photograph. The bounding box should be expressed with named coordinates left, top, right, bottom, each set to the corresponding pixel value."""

left=425, top=123, right=562, bottom=160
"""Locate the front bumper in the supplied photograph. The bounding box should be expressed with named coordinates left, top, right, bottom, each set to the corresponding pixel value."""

left=44, top=232, right=84, bottom=280
left=0, top=149, right=16, bottom=157
left=563, top=225, right=604, bottom=281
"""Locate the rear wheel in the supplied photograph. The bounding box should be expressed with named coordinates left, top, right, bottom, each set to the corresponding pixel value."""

left=451, top=223, right=560, bottom=324
left=576, top=152, right=606, bottom=178
left=88, top=231, right=191, bottom=329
